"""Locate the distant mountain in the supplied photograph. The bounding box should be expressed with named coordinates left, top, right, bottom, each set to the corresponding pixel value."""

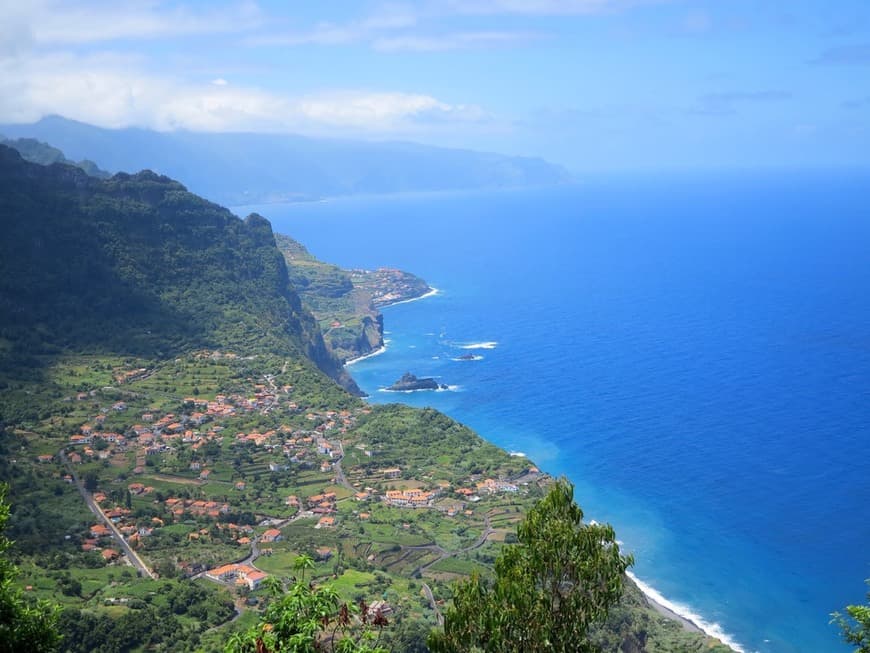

left=0, top=135, right=110, bottom=178
left=0, top=116, right=572, bottom=206
left=0, top=144, right=359, bottom=394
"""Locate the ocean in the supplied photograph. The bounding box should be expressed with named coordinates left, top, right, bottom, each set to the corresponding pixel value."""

left=237, top=170, right=870, bottom=653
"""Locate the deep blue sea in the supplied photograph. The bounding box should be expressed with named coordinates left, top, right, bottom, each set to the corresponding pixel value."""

left=237, top=171, right=870, bottom=653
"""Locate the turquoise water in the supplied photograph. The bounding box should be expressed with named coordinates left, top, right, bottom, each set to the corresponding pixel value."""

left=239, top=172, right=870, bottom=652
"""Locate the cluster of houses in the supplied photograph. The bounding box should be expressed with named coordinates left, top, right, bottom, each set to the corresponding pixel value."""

left=163, top=497, right=231, bottom=519
left=383, top=488, right=441, bottom=508
left=83, top=523, right=122, bottom=562
left=205, top=563, right=268, bottom=590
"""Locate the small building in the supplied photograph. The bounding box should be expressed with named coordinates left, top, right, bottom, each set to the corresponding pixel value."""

left=101, top=548, right=120, bottom=561
left=260, top=528, right=282, bottom=543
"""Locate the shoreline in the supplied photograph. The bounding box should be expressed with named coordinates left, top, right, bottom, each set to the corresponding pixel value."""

left=340, top=282, right=741, bottom=653
left=344, top=344, right=388, bottom=367
left=627, top=572, right=744, bottom=652
left=345, top=287, right=439, bottom=366
left=379, top=286, right=439, bottom=309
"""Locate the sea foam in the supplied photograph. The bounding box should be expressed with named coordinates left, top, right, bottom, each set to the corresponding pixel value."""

left=626, top=572, right=748, bottom=653
left=459, top=341, right=498, bottom=350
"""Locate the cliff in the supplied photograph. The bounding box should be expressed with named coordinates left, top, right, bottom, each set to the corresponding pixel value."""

left=275, top=234, right=430, bottom=363
left=0, top=144, right=359, bottom=395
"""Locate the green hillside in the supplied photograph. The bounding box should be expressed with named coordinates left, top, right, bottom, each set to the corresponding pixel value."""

left=0, top=146, right=733, bottom=653
left=0, top=144, right=358, bottom=407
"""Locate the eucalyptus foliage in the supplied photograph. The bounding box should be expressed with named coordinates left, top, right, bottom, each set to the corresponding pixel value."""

left=225, top=559, right=389, bottom=653
left=833, top=581, right=870, bottom=653
left=429, top=480, right=633, bottom=653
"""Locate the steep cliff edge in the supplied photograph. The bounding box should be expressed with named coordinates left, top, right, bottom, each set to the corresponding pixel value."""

left=0, top=144, right=359, bottom=394
left=275, top=234, right=430, bottom=363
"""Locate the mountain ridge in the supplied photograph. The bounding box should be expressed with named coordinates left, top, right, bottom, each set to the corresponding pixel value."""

left=0, top=144, right=359, bottom=397
left=0, top=115, right=572, bottom=206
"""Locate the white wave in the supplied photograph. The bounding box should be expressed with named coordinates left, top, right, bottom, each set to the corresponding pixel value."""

left=453, top=354, right=483, bottom=361
left=345, top=345, right=387, bottom=366
left=627, top=571, right=747, bottom=653
left=383, top=287, right=440, bottom=308
left=459, top=341, right=498, bottom=350
left=437, top=384, right=461, bottom=392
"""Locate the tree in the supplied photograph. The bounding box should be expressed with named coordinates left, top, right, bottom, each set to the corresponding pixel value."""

left=833, top=581, right=870, bottom=653
left=0, top=483, right=62, bottom=652
left=428, top=479, right=633, bottom=653
left=225, top=559, right=389, bottom=653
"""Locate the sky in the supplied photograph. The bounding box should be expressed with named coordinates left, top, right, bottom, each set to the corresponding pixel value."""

left=1, top=0, right=869, bottom=171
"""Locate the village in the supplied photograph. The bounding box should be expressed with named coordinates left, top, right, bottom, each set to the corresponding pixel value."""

left=43, top=351, right=542, bottom=617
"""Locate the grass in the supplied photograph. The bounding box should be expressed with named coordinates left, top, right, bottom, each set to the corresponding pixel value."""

left=428, top=557, right=485, bottom=576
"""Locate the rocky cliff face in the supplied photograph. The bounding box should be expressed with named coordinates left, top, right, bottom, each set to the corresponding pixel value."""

left=275, top=234, right=430, bottom=364
left=0, top=144, right=360, bottom=395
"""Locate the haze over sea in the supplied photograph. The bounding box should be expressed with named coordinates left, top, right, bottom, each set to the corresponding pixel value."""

left=241, top=172, right=870, bottom=653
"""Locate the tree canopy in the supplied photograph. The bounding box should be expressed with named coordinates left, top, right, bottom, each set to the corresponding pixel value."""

left=428, top=479, right=633, bottom=653
left=0, top=483, right=62, bottom=653
left=833, top=581, right=870, bottom=653
left=225, top=559, right=389, bottom=653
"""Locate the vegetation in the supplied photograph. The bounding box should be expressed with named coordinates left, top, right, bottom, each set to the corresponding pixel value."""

left=0, top=484, right=62, bottom=653
left=0, top=144, right=357, bottom=399
left=226, top=560, right=389, bottom=653
left=0, top=148, right=735, bottom=652
left=0, top=136, right=110, bottom=178
left=428, top=480, right=633, bottom=653
left=57, top=580, right=235, bottom=653
left=275, top=234, right=429, bottom=363
left=833, top=581, right=870, bottom=653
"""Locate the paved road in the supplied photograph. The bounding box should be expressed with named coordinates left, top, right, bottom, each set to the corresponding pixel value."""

left=422, top=583, right=443, bottom=626
left=59, top=448, right=156, bottom=579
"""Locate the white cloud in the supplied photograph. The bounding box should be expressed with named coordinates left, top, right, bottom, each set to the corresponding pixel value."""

left=211, top=78, right=229, bottom=86
left=0, top=49, right=487, bottom=135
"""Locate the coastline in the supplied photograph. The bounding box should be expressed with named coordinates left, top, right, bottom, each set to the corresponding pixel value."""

left=379, top=286, right=439, bottom=309
left=341, top=281, right=742, bottom=653
left=627, top=572, right=744, bottom=652
left=344, top=344, right=388, bottom=366
left=345, top=287, right=439, bottom=366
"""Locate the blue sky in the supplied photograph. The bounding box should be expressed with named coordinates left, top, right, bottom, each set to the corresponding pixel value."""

left=1, top=0, right=869, bottom=171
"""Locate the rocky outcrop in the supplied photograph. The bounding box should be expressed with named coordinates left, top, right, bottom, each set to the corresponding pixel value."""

left=386, top=373, right=447, bottom=392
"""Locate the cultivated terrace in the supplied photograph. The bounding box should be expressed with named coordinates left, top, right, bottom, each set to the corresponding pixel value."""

left=2, top=347, right=546, bottom=650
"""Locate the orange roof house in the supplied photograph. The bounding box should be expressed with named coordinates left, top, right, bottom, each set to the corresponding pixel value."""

left=260, top=528, right=282, bottom=543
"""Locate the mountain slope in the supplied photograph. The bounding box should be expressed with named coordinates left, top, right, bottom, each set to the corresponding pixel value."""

left=0, top=144, right=358, bottom=393
left=0, top=116, right=572, bottom=206
left=0, top=135, right=110, bottom=178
